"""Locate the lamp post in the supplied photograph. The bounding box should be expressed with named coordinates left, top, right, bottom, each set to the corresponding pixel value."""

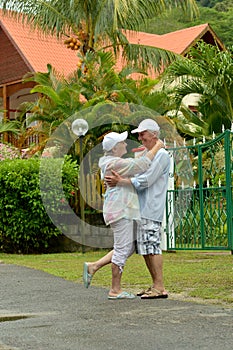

left=71, top=118, right=89, bottom=253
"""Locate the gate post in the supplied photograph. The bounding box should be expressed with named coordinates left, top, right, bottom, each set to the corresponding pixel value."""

left=224, top=130, right=233, bottom=253
left=162, top=150, right=175, bottom=250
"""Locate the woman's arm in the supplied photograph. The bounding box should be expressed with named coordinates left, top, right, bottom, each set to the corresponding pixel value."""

left=106, top=140, right=164, bottom=177
left=146, top=139, right=164, bottom=160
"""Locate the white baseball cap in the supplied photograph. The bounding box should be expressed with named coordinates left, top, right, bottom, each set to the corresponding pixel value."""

left=131, top=119, right=160, bottom=134
left=102, top=131, right=128, bottom=151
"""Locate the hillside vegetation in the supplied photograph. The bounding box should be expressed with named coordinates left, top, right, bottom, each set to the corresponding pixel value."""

left=140, top=0, right=233, bottom=48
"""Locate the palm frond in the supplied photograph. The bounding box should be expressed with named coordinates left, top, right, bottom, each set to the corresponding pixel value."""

left=122, top=43, right=176, bottom=73
left=0, top=120, right=21, bottom=134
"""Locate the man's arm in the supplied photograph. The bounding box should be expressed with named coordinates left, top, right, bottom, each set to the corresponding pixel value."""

left=105, top=170, right=131, bottom=187
left=106, top=150, right=170, bottom=189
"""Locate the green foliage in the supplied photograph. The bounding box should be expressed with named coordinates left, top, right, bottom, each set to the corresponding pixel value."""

left=17, top=54, right=164, bottom=159
left=0, top=120, right=21, bottom=135
left=163, top=41, right=233, bottom=136
left=0, top=0, right=197, bottom=72
left=191, top=6, right=233, bottom=48
left=196, top=0, right=223, bottom=8
left=201, top=0, right=233, bottom=11
left=0, top=156, right=78, bottom=253
left=140, top=2, right=233, bottom=48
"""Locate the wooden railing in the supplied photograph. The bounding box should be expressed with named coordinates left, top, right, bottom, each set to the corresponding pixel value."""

left=84, top=173, right=105, bottom=211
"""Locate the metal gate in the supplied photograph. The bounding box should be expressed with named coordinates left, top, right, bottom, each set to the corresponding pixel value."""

left=165, top=129, right=233, bottom=252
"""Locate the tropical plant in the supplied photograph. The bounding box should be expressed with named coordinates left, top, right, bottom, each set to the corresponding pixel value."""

left=0, top=0, right=200, bottom=154
left=0, top=119, right=21, bottom=135
left=72, top=50, right=159, bottom=105
left=166, top=106, right=210, bottom=139
left=0, top=0, right=198, bottom=73
left=16, top=52, right=163, bottom=156
left=0, top=118, right=27, bottom=152
left=15, top=64, right=83, bottom=155
left=162, top=41, right=233, bottom=136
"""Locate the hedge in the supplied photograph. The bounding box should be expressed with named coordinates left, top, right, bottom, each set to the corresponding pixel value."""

left=0, top=156, right=78, bottom=253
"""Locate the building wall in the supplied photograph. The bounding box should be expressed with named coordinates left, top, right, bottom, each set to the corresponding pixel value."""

left=0, top=28, right=30, bottom=84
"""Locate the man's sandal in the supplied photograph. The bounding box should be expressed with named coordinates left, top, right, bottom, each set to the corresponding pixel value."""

left=140, top=287, right=168, bottom=299
left=137, top=287, right=152, bottom=296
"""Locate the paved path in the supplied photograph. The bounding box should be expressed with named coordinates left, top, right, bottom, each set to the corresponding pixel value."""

left=0, top=263, right=233, bottom=350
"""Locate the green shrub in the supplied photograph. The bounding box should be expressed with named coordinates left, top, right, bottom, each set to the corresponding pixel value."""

left=0, top=156, right=78, bottom=253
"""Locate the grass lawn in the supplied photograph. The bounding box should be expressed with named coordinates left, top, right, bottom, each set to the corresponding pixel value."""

left=0, top=250, right=232, bottom=307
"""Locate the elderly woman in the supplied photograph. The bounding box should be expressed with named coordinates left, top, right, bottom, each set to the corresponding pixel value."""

left=83, top=131, right=163, bottom=299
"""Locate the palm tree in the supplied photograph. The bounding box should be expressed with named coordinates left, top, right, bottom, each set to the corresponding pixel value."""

left=163, top=41, right=233, bottom=135
left=0, top=120, right=20, bottom=135
left=0, top=115, right=22, bottom=144
left=1, top=0, right=198, bottom=72
left=17, top=53, right=158, bottom=155
left=16, top=64, right=84, bottom=154
left=72, top=50, right=157, bottom=104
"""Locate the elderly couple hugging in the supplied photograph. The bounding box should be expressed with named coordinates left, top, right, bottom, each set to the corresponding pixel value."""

left=83, top=118, right=170, bottom=300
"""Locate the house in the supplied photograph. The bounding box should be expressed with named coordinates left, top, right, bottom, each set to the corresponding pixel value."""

left=0, top=11, right=225, bottom=144
left=125, top=23, right=224, bottom=56
left=0, top=12, right=78, bottom=130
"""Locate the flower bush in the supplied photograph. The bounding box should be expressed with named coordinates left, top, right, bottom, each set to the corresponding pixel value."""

left=0, top=142, right=20, bottom=161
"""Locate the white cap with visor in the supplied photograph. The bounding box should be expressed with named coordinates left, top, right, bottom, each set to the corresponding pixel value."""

left=131, top=119, right=160, bottom=134
left=102, top=131, right=128, bottom=151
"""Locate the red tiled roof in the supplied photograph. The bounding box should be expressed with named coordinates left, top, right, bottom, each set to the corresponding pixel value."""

left=119, top=24, right=224, bottom=79
left=0, top=12, right=78, bottom=77
left=0, top=11, right=224, bottom=82
left=126, top=23, right=224, bottom=55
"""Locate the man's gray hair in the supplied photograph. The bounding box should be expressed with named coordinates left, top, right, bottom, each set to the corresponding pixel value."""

left=148, top=129, right=160, bottom=138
